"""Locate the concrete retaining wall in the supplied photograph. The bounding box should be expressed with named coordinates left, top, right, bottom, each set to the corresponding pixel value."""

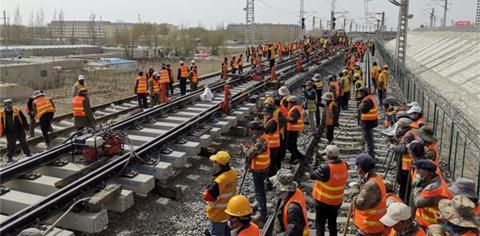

left=385, top=31, right=480, bottom=127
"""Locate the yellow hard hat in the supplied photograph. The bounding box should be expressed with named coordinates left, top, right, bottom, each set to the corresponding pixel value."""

left=209, top=151, right=230, bottom=165
left=383, top=64, right=389, bottom=69
left=264, top=96, right=274, bottom=105
left=353, top=73, right=361, bottom=78
left=224, top=195, right=253, bottom=217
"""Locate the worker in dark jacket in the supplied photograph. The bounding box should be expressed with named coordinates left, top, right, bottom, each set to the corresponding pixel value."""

left=263, top=104, right=280, bottom=190
left=25, top=95, right=35, bottom=137
left=303, top=81, right=318, bottom=134
left=271, top=169, right=309, bottom=236
left=311, top=145, right=348, bottom=236
left=72, top=89, right=95, bottom=130
left=0, top=99, right=31, bottom=162
left=357, top=86, right=378, bottom=158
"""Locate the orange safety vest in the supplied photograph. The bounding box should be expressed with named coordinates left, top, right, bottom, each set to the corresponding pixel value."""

left=312, top=161, right=348, bottom=206
left=282, top=188, right=310, bottom=236
left=190, top=69, right=199, bottom=84
left=238, top=222, right=260, bottom=236
left=159, top=69, right=170, bottom=84
left=33, top=96, right=56, bottom=121
left=150, top=79, right=161, bottom=94
left=387, top=226, right=426, bottom=236
left=353, top=175, right=387, bottom=234
left=250, top=134, right=270, bottom=171
left=325, top=102, right=336, bottom=126
left=238, top=58, right=243, bottom=66
left=360, top=95, right=378, bottom=121
left=0, top=106, right=23, bottom=137
left=136, top=76, right=148, bottom=94
left=180, top=65, right=189, bottom=78
left=410, top=117, right=426, bottom=129
left=232, top=59, right=238, bottom=69
left=206, top=169, right=237, bottom=222
left=401, top=130, right=419, bottom=171
left=264, top=117, right=280, bottom=148
left=287, top=105, right=304, bottom=132
left=415, top=179, right=451, bottom=227
left=71, top=96, right=86, bottom=117
left=475, top=204, right=480, bottom=217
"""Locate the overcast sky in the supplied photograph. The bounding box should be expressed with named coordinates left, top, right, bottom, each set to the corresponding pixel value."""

left=1, top=0, right=477, bottom=30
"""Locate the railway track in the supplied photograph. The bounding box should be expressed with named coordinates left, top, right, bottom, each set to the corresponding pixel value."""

left=261, top=57, right=395, bottom=236
left=0, top=51, right=340, bottom=235
left=0, top=60, right=266, bottom=157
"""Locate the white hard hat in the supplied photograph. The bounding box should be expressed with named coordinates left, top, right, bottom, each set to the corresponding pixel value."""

left=407, top=101, right=419, bottom=107
left=380, top=202, right=412, bottom=227
left=312, top=73, right=321, bottom=82
left=191, top=60, right=196, bottom=64
left=325, top=145, right=339, bottom=157
left=78, top=75, right=85, bottom=81
left=179, top=60, right=184, bottom=65
left=152, top=71, right=160, bottom=78
left=397, top=117, right=412, bottom=127
left=407, top=106, right=422, bottom=114
left=32, top=90, right=43, bottom=98
left=278, top=86, right=290, bottom=96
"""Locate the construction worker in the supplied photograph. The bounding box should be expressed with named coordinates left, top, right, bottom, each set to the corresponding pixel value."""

left=159, top=64, right=170, bottom=104
left=166, top=64, right=174, bottom=96
left=268, top=44, right=276, bottom=71
left=263, top=104, right=280, bottom=190
left=407, top=106, right=426, bottom=129
left=295, top=53, right=303, bottom=73
left=270, top=168, right=310, bottom=236
left=134, top=71, right=149, bottom=109
left=32, top=90, right=56, bottom=146
left=357, top=86, right=378, bottom=158
left=351, top=154, right=387, bottom=236
left=203, top=151, right=237, bottom=236
left=303, top=81, right=317, bottom=134
left=273, top=95, right=288, bottom=169
left=339, top=70, right=351, bottom=110
left=412, top=126, right=439, bottom=165
left=222, top=57, right=228, bottom=80
left=380, top=202, right=427, bottom=236
left=312, top=74, right=324, bottom=127
left=311, top=145, right=348, bottom=236
left=390, top=117, right=416, bottom=203
left=353, top=64, right=363, bottom=80
left=426, top=195, right=479, bottom=236
left=25, top=95, right=36, bottom=137
left=412, top=160, right=451, bottom=228
left=177, top=61, right=188, bottom=96
left=384, top=180, right=404, bottom=236
left=370, top=62, right=380, bottom=91
left=246, top=47, right=251, bottom=63
left=224, top=195, right=260, bottom=236
left=243, top=120, right=270, bottom=224
left=0, top=99, right=31, bottom=162
left=328, top=75, right=341, bottom=101
left=72, top=75, right=87, bottom=97
left=231, top=56, right=238, bottom=74
left=377, top=67, right=389, bottom=106
left=286, top=96, right=305, bottom=163
left=448, top=178, right=480, bottom=218
left=238, top=54, right=244, bottom=74
left=189, top=60, right=199, bottom=92
left=322, top=92, right=339, bottom=144
left=353, top=73, right=364, bottom=100
left=148, top=71, right=161, bottom=107
left=72, top=89, right=95, bottom=131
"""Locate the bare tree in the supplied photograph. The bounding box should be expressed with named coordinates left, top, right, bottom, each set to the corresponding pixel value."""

left=88, top=12, right=97, bottom=45
left=13, top=6, right=22, bottom=25
left=58, top=10, right=65, bottom=42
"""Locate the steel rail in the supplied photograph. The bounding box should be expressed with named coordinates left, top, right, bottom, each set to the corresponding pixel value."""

left=0, top=57, right=300, bottom=235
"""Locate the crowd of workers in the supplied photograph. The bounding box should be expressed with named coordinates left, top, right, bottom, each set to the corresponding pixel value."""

left=1, top=32, right=478, bottom=236
left=202, top=38, right=479, bottom=236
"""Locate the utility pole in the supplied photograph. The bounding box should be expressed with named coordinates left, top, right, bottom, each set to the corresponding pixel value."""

left=330, top=0, right=336, bottom=30
left=312, top=16, right=315, bottom=30
left=429, top=8, right=435, bottom=27
left=319, top=19, right=323, bottom=30
left=300, top=0, right=305, bottom=39
left=2, top=11, right=8, bottom=51
left=442, top=0, right=448, bottom=27
left=350, top=21, right=353, bottom=32
left=343, top=18, right=346, bottom=29
left=395, top=0, right=409, bottom=64
left=381, top=12, right=385, bottom=31
left=244, top=0, right=255, bottom=44
left=476, top=0, right=480, bottom=25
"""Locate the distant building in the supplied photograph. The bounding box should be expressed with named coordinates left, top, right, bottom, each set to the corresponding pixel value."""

left=48, top=21, right=134, bottom=40
left=226, top=23, right=301, bottom=42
